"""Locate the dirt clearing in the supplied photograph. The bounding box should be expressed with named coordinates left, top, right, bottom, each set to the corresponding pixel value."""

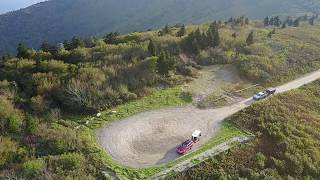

left=185, top=65, right=248, bottom=103
left=96, top=105, right=246, bottom=168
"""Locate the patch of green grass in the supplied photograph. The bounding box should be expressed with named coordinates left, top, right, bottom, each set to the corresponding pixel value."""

left=84, top=86, right=192, bottom=129
left=191, top=159, right=201, bottom=165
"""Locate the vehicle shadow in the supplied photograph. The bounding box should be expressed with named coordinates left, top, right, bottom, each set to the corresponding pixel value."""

left=156, top=147, right=180, bottom=166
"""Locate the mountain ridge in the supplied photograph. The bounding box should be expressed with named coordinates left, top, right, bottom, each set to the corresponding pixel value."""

left=0, top=0, right=320, bottom=55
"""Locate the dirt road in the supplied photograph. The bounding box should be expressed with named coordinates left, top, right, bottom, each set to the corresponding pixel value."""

left=96, top=69, right=320, bottom=168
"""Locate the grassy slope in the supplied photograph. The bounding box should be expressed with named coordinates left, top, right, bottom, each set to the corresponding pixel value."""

left=171, top=80, right=320, bottom=179
left=81, top=24, right=320, bottom=179
left=235, top=24, right=320, bottom=85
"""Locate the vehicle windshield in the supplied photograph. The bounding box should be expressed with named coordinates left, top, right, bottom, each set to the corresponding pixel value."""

left=182, top=140, right=192, bottom=147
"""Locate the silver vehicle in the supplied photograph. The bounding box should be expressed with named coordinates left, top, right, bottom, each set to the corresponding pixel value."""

left=253, top=88, right=276, bottom=100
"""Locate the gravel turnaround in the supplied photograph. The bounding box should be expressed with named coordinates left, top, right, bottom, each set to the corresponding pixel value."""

left=96, top=69, right=320, bottom=168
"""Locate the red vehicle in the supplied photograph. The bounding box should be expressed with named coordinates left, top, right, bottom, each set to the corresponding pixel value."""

left=176, top=139, right=194, bottom=155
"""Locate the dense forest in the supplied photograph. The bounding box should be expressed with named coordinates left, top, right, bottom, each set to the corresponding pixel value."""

left=171, top=80, right=320, bottom=179
left=1, top=0, right=320, bottom=55
left=1, top=15, right=320, bottom=179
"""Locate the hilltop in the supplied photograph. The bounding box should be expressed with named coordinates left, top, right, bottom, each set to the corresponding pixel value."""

left=1, top=0, right=320, bottom=55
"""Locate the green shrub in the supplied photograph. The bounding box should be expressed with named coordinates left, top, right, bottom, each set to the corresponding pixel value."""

left=56, top=153, right=85, bottom=171
left=256, top=152, right=266, bottom=168
left=0, top=136, right=20, bottom=168
left=31, top=95, right=49, bottom=114
left=0, top=96, right=23, bottom=134
left=22, top=159, right=46, bottom=179
left=6, top=114, right=23, bottom=133
left=39, top=60, right=68, bottom=74
left=47, top=153, right=86, bottom=175
left=35, top=124, right=83, bottom=154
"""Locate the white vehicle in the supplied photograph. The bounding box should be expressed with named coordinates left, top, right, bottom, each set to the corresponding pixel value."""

left=253, top=88, right=276, bottom=100
left=191, top=130, right=202, bottom=142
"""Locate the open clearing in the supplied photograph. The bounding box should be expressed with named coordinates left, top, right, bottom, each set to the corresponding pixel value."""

left=185, top=64, right=249, bottom=103
left=96, top=67, right=320, bottom=168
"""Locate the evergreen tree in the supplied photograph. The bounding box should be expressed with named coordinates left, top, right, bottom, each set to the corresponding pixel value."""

left=41, top=40, right=58, bottom=55
left=293, top=18, right=300, bottom=27
left=287, top=18, right=294, bottom=26
left=147, top=40, right=156, bottom=56
left=181, top=32, right=199, bottom=54
left=264, top=17, right=269, bottom=26
left=246, top=31, right=254, bottom=45
left=269, top=17, right=275, bottom=26
left=207, top=22, right=220, bottom=48
left=41, top=40, right=51, bottom=52
left=177, top=24, right=186, bottom=37
left=156, top=51, right=175, bottom=75
left=245, top=18, right=249, bottom=25
left=213, top=30, right=220, bottom=47
left=163, top=25, right=170, bottom=34
left=64, top=36, right=85, bottom=50
left=17, top=43, right=32, bottom=59
left=281, top=23, right=287, bottom=28
left=239, top=16, right=245, bottom=25
left=104, top=32, right=120, bottom=44
left=194, top=29, right=204, bottom=49
left=228, top=17, right=233, bottom=23
left=274, top=16, right=281, bottom=27
left=159, top=25, right=170, bottom=36
left=190, top=38, right=200, bottom=54
left=309, top=17, right=315, bottom=25
left=72, top=37, right=85, bottom=48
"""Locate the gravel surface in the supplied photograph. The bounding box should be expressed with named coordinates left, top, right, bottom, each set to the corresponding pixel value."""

left=96, top=69, right=320, bottom=168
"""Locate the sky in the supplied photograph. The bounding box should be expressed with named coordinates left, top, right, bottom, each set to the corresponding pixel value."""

left=0, top=0, right=46, bottom=14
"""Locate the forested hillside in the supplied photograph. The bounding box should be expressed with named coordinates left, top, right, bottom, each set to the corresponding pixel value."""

left=171, top=80, right=320, bottom=179
left=1, top=0, right=320, bottom=55
left=1, top=16, right=320, bottom=179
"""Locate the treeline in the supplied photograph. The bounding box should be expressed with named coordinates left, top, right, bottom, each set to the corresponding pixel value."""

left=181, top=22, right=220, bottom=54
left=227, top=16, right=250, bottom=26
left=264, top=14, right=319, bottom=27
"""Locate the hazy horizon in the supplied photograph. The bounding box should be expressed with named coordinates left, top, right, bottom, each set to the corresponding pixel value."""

left=0, top=0, right=46, bottom=14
